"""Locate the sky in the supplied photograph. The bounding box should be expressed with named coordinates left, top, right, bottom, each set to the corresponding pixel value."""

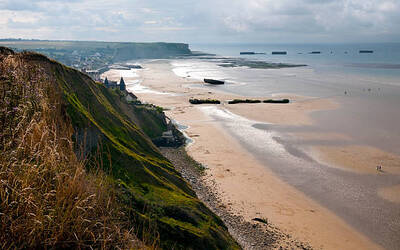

left=0, top=0, right=399, bottom=44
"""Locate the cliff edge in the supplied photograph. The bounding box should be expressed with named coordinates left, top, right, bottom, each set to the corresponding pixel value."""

left=0, top=48, right=239, bottom=249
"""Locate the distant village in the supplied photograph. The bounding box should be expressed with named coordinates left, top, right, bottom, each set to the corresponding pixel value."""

left=83, top=64, right=142, bottom=82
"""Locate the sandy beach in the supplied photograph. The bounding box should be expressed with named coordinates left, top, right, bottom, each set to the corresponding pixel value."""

left=101, top=60, right=400, bottom=249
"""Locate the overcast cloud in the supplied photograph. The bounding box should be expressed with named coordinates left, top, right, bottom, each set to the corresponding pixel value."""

left=0, top=0, right=399, bottom=43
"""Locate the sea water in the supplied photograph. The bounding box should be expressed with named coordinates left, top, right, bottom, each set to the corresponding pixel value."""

left=172, top=43, right=400, bottom=155
left=172, top=43, right=400, bottom=249
left=191, top=43, right=400, bottom=80
left=172, top=43, right=400, bottom=98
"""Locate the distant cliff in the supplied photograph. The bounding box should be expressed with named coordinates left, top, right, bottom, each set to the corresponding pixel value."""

left=0, top=47, right=238, bottom=249
left=112, top=42, right=191, bottom=60
left=0, top=40, right=192, bottom=69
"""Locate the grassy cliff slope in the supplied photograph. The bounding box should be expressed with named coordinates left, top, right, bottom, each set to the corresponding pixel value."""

left=0, top=47, right=239, bottom=249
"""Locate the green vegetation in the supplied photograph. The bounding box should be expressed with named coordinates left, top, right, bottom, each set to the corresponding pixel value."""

left=0, top=47, right=239, bottom=249
left=130, top=104, right=168, bottom=139
left=0, top=47, right=143, bottom=249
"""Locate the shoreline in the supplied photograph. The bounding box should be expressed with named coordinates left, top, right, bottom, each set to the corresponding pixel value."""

left=101, top=60, right=391, bottom=249
left=177, top=105, right=377, bottom=249
left=160, top=147, right=311, bottom=249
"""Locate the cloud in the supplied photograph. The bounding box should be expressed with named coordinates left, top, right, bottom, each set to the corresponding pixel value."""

left=0, top=0, right=399, bottom=43
left=203, top=0, right=400, bottom=42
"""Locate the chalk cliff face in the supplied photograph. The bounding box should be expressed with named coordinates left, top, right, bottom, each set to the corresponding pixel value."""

left=0, top=47, right=239, bottom=249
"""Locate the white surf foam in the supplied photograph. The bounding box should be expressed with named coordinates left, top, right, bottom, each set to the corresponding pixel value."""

left=198, top=106, right=289, bottom=157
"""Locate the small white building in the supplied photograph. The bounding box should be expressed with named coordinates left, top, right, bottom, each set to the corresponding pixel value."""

left=125, top=92, right=138, bottom=102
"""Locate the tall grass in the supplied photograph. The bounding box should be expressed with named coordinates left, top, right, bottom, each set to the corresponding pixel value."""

left=0, top=53, right=146, bottom=248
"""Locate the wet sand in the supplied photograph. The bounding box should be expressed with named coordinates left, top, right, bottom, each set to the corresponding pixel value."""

left=102, top=60, right=400, bottom=249
left=312, top=145, right=400, bottom=175
left=225, top=96, right=339, bottom=126
left=177, top=108, right=376, bottom=249
left=378, top=185, right=400, bottom=204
